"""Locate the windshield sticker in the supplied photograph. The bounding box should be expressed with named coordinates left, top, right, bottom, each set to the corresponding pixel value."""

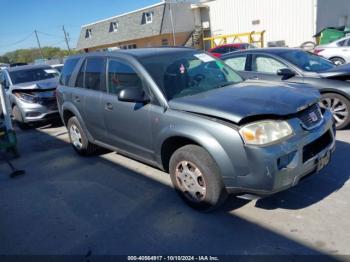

left=44, top=69, right=58, bottom=74
left=194, top=53, right=215, bottom=63
left=179, top=64, right=186, bottom=74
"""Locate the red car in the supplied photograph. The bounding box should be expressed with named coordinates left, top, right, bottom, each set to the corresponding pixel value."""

left=208, top=43, right=256, bottom=58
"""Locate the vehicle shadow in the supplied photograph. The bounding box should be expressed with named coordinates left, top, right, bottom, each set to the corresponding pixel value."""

left=255, top=139, right=350, bottom=210
left=0, top=127, right=344, bottom=258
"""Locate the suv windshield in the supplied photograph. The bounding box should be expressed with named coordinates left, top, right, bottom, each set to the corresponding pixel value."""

left=140, top=51, right=243, bottom=100
left=277, top=50, right=335, bottom=72
left=9, top=67, right=57, bottom=84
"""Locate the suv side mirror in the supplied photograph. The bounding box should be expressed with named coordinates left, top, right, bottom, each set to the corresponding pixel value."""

left=117, top=87, right=150, bottom=103
left=277, top=68, right=296, bottom=80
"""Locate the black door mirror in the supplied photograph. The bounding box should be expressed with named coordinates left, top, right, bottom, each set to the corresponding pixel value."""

left=117, top=87, right=150, bottom=103
left=277, top=68, right=296, bottom=80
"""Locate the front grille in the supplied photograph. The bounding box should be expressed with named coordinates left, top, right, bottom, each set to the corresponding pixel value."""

left=39, top=97, right=58, bottom=110
left=303, top=130, right=332, bottom=163
left=298, top=103, right=323, bottom=130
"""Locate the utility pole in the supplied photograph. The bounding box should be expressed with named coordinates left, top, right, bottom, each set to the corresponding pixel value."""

left=62, top=25, right=71, bottom=54
left=168, top=2, right=176, bottom=46
left=34, top=30, right=44, bottom=59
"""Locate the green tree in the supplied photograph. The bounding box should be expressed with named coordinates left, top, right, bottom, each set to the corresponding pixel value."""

left=1, top=47, right=80, bottom=64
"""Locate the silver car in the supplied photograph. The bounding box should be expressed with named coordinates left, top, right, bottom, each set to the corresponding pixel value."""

left=57, top=48, right=336, bottom=211
left=315, top=36, right=350, bottom=65
left=0, top=65, right=59, bottom=128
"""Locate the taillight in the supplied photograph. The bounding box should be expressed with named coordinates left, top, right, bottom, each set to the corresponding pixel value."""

left=314, top=49, right=324, bottom=55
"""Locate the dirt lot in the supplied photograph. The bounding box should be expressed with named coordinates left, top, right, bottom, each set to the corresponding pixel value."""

left=0, top=123, right=349, bottom=258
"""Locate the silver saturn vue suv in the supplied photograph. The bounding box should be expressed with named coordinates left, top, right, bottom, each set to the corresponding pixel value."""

left=0, top=64, right=60, bottom=128
left=56, top=48, right=336, bottom=211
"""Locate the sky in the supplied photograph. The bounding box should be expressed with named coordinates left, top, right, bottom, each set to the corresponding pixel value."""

left=0, top=0, right=161, bottom=55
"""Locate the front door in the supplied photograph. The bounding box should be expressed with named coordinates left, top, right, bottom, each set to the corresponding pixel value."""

left=246, top=54, right=303, bottom=83
left=102, top=58, right=154, bottom=159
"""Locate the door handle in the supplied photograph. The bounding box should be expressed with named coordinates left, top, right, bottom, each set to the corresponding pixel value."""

left=105, top=103, right=113, bottom=111
left=73, top=96, right=80, bottom=103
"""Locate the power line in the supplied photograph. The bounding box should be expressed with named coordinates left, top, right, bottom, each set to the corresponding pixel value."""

left=0, top=32, right=34, bottom=47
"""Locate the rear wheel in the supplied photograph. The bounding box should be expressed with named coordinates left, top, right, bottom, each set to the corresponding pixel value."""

left=320, top=93, right=350, bottom=129
left=169, top=145, right=227, bottom=211
left=330, top=57, right=345, bottom=66
left=67, top=116, right=98, bottom=155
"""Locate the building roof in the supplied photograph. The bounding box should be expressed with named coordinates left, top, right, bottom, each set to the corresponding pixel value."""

left=76, top=2, right=195, bottom=50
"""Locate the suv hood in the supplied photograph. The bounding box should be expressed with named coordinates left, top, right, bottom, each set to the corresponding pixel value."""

left=318, top=63, right=350, bottom=80
left=168, top=80, right=320, bottom=124
left=11, top=78, right=58, bottom=92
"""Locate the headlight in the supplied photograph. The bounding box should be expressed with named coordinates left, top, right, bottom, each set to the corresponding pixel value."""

left=14, top=92, right=38, bottom=103
left=239, top=120, right=293, bottom=146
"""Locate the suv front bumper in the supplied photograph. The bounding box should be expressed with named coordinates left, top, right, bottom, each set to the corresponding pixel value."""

left=224, top=110, right=336, bottom=196
left=15, top=98, right=59, bottom=123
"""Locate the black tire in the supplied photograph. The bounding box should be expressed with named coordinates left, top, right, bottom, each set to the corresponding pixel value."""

left=67, top=116, right=99, bottom=156
left=169, top=145, right=227, bottom=211
left=12, top=105, right=30, bottom=130
left=329, top=57, right=345, bottom=66
left=320, top=93, right=350, bottom=130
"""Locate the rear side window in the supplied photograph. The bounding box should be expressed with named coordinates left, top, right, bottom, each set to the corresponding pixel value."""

left=59, top=58, right=80, bottom=86
left=84, top=58, right=105, bottom=91
left=224, top=55, right=247, bottom=71
left=75, top=60, right=86, bottom=88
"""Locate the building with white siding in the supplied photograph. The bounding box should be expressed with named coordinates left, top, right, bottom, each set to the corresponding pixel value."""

left=201, top=0, right=350, bottom=47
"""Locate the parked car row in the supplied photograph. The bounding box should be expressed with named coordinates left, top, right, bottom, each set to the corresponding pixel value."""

left=1, top=46, right=346, bottom=211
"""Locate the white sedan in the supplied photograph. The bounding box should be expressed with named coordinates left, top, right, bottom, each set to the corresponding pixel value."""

left=314, top=36, right=350, bottom=65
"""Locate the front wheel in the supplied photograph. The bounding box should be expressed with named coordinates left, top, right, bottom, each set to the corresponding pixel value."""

left=320, top=93, right=350, bottom=130
left=169, top=145, right=227, bottom=211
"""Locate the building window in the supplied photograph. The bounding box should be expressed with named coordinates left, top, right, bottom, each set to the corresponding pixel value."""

left=142, top=12, right=153, bottom=24
left=109, top=21, right=118, bottom=32
left=162, top=39, right=169, bottom=46
left=85, top=29, right=92, bottom=39
left=120, top=44, right=137, bottom=50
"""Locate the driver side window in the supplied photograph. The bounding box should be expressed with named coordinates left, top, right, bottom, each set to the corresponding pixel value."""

left=253, top=55, right=286, bottom=74
left=107, top=59, right=143, bottom=95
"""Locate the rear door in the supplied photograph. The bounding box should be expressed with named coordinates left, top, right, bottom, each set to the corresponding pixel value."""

left=74, top=57, right=107, bottom=141
left=101, top=57, right=153, bottom=159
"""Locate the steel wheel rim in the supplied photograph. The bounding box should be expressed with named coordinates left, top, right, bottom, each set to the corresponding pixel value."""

left=70, top=124, right=83, bottom=149
left=332, top=59, right=344, bottom=66
left=319, top=98, right=349, bottom=127
left=175, top=161, right=207, bottom=203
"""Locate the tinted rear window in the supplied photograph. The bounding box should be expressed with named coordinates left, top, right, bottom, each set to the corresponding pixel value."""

left=84, top=57, right=105, bottom=91
left=59, top=58, right=80, bottom=86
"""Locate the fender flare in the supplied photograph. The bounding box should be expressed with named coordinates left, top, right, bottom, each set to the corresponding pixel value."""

left=156, top=125, right=237, bottom=180
left=61, top=102, right=94, bottom=142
